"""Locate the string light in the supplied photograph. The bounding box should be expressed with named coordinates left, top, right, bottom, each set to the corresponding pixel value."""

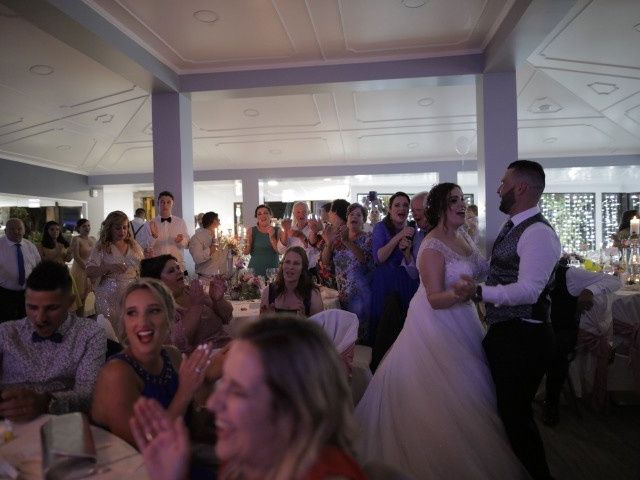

left=540, top=193, right=596, bottom=253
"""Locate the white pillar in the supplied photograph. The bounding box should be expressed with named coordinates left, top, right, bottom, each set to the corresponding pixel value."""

left=476, top=72, right=518, bottom=254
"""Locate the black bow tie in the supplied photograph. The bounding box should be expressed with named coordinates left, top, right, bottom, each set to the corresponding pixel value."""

left=161, top=217, right=172, bottom=223
left=32, top=331, right=63, bottom=343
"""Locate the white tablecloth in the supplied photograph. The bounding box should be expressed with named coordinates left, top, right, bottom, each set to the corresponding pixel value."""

left=0, top=415, right=148, bottom=480
left=226, top=288, right=341, bottom=337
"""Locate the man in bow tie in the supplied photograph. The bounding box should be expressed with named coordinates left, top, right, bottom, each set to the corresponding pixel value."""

left=0, top=261, right=106, bottom=422
left=137, top=191, right=190, bottom=273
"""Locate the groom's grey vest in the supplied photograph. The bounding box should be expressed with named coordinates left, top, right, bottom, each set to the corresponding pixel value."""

left=485, top=213, right=555, bottom=325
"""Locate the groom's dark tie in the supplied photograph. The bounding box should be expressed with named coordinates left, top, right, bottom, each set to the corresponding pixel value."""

left=494, top=220, right=514, bottom=246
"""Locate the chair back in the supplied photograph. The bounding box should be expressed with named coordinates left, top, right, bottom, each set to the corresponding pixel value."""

left=308, top=309, right=358, bottom=376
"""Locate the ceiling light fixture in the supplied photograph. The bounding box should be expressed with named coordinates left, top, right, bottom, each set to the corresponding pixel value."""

left=267, top=180, right=278, bottom=186
left=243, top=108, right=259, bottom=117
left=417, top=97, right=434, bottom=107
left=29, top=64, right=54, bottom=75
left=402, top=0, right=427, bottom=7
left=543, top=137, right=558, bottom=144
left=269, top=148, right=282, bottom=155
left=193, top=10, right=218, bottom=23
left=407, top=142, right=419, bottom=149
left=323, top=178, right=332, bottom=182
left=56, top=145, right=71, bottom=150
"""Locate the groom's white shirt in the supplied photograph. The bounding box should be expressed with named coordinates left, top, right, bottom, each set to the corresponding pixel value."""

left=482, top=206, right=561, bottom=312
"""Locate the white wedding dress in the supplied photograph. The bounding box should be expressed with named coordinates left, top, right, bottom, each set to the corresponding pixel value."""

left=355, top=235, right=529, bottom=479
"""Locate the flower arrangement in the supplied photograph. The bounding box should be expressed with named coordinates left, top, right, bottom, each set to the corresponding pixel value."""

left=229, top=269, right=264, bottom=301
left=219, top=235, right=240, bottom=256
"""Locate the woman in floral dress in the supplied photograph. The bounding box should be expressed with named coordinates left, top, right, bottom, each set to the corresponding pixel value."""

left=325, top=203, right=372, bottom=341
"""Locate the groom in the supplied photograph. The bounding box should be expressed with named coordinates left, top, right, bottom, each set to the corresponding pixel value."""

left=457, top=160, right=560, bottom=480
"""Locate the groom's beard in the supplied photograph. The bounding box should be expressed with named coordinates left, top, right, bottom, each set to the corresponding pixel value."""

left=499, top=187, right=516, bottom=214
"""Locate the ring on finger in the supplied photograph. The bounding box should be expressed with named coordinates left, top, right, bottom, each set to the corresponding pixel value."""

left=145, top=431, right=154, bottom=442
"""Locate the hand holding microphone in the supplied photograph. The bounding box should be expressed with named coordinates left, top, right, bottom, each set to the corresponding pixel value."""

left=400, top=221, right=416, bottom=251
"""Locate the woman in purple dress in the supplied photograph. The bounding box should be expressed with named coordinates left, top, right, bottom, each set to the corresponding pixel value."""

left=368, top=192, right=419, bottom=345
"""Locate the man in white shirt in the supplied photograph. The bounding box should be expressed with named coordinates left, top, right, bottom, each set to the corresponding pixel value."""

left=136, top=191, right=190, bottom=273
left=543, top=263, right=621, bottom=426
left=0, top=218, right=41, bottom=322
left=130, top=208, right=147, bottom=241
left=456, top=160, right=560, bottom=480
left=189, top=211, right=223, bottom=277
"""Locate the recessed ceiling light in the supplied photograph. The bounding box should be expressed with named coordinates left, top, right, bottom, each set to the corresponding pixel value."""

left=417, top=97, right=434, bottom=107
left=323, top=178, right=332, bottom=182
left=402, top=0, right=427, bottom=7
left=543, top=137, right=558, bottom=144
left=56, top=145, right=71, bottom=150
left=193, top=10, right=218, bottom=23
left=407, top=142, right=419, bottom=149
left=587, top=82, right=619, bottom=95
left=269, top=148, right=282, bottom=155
left=243, top=108, right=259, bottom=117
left=267, top=180, right=278, bottom=186
left=29, top=64, right=54, bottom=75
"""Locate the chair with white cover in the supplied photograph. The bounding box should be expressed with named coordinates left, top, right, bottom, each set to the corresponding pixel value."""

left=308, top=309, right=372, bottom=405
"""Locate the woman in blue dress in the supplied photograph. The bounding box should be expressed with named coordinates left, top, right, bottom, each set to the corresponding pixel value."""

left=368, top=192, right=419, bottom=345
left=91, top=278, right=219, bottom=445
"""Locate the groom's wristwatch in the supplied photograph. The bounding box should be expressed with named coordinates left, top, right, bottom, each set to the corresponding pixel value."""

left=472, top=285, right=483, bottom=303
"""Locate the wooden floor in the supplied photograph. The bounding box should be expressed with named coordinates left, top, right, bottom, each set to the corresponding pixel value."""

left=536, top=395, right=640, bottom=480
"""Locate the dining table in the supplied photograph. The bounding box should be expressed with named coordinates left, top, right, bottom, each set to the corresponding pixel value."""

left=0, top=415, right=148, bottom=480
left=225, top=286, right=341, bottom=337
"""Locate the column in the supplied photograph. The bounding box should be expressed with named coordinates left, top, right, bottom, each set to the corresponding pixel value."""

left=241, top=172, right=260, bottom=233
left=151, top=92, right=195, bottom=231
left=476, top=71, right=518, bottom=254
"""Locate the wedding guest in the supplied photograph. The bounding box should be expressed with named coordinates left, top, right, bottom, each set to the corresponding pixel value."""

left=86, top=210, right=144, bottom=335
left=0, top=261, right=106, bottom=421
left=402, top=191, right=430, bottom=280
left=323, top=203, right=372, bottom=340
left=319, top=199, right=349, bottom=287
left=38, top=220, right=72, bottom=264
left=0, top=218, right=40, bottom=322
left=260, top=246, right=323, bottom=317
left=130, top=208, right=147, bottom=241
left=189, top=211, right=225, bottom=278
left=141, top=255, right=232, bottom=352
left=368, top=192, right=419, bottom=345
left=244, top=204, right=286, bottom=277
left=280, top=201, right=322, bottom=276
left=91, top=278, right=216, bottom=446
left=137, top=191, right=190, bottom=273
left=70, top=219, right=96, bottom=316
left=611, top=209, right=638, bottom=248
left=543, top=261, right=620, bottom=426
left=130, top=315, right=366, bottom=480
left=464, top=204, right=480, bottom=245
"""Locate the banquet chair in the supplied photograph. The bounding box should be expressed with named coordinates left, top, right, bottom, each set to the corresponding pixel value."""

left=308, top=309, right=372, bottom=403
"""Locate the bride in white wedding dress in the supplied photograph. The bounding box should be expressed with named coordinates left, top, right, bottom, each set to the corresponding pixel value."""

left=355, top=183, right=529, bottom=480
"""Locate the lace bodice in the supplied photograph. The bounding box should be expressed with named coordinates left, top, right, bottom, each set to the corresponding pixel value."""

left=418, top=232, right=489, bottom=289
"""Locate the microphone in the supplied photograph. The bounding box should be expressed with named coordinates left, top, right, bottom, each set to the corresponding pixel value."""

left=406, top=220, right=416, bottom=239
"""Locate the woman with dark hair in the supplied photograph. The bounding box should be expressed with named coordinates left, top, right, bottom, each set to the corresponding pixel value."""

left=260, top=246, right=323, bottom=317
left=130, top=315, right=366, bottom=480
left=243, top=204, right=286, bottom=277
left=319, top=199, right=350, bottom=288
left=612, top=208, right=639, bottom=248
left=141, top=254, right=232, bottom=352
left=367, top=191, right=419, bottom=345
left=355, top=183, right=528, bottom=479
left=86, top=210, right=144, bottom=334
left=322, top=203, right=372, bottom=340
left=70, top=219, right=96, bottom=315
left=38, top=220, right=72, bottom=264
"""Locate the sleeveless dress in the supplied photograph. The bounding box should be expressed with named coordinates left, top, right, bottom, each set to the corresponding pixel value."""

left=110, top=349, right=179, bottom=409
left=248, top=226, right=280, bottom=276
left=354, top=234, right=529, bottom=479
